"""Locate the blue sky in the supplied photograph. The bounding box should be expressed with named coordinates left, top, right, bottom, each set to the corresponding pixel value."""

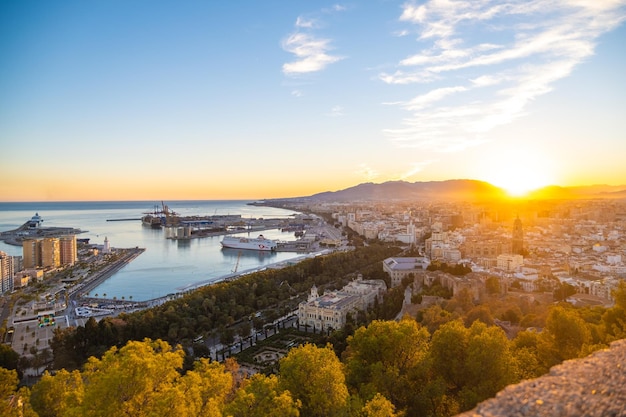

left=1, top=0, right=625, bottom=201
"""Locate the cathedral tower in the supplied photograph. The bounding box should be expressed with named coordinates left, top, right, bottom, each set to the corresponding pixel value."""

left=512, top=216, right=524, bottom=255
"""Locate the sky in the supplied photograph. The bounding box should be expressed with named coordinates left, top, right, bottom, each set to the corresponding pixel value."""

left=1, top=0, right=625, bottom=202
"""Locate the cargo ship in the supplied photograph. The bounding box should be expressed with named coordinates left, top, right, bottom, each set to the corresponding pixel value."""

left=220, top=234, right=277, bottom=251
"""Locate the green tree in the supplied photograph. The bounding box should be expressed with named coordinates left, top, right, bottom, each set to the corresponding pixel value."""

left=175, top=358, right=234, bottom=416
left=343, top=319, right=430, bottom=413
left=77, top=338, right=186, bottom=417
left=279, top=343, right=349, bottom=417
left=430, top=319, right=469, bottom=389
left=361, top=393, right=403, bottom=417
left=464, top=305, right=494, bottom=326
left=30, top=369, right=84, bottom=417
left=0, top=367, right=36, bottom=417
left=460, top=322, right=516, bottom=409
left=417, top=304, right=456, bottom=334
left=543, top=305, right=591, bottom=363
left=225, top=373, right=300, bottom=417
left=0, top=345, right=20, bottom=376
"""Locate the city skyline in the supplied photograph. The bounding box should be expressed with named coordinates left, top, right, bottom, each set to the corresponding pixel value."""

left=1, top=0, right=625, bottom=202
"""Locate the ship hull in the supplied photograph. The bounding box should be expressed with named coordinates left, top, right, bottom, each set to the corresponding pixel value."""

left=220, top=235, right=277, bottom=251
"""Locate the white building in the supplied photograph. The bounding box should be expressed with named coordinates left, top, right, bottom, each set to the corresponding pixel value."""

left=103, top=236, right=111, bottom=254
left=298, top=278, right=386, bottom=332
left=497, top=254, right=524, bottom=272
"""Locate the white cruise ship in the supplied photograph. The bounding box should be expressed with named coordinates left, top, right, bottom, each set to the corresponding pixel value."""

left=220, top=234, right=277, bottom=251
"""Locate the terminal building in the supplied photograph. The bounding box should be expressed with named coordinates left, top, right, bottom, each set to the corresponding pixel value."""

left=298, top=276, right=386, bottom=332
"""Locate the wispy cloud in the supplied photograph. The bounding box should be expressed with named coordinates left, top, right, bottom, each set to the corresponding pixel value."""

left=295, top=16, right=317, bottom=29
left=282, top=32, right=344, bottom=75
left=327, top=105, right=344, bottom=117
left=355, top=164, right=380, bottom=182
left=383, top=0, right=626, bottom=151
left=282, top=7, right=346, bottom=76
left=398, top=160, right=437, bottom=180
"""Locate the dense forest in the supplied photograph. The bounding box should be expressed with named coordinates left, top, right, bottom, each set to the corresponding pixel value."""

left=2, top=241, right=626, bottom=416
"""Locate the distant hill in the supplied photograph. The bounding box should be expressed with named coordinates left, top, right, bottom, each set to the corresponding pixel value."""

left=277, top=180, right=509, bottom=202
left=527, top=184, right=626, bottom=200
left=262, top=180, right=626, bottom=204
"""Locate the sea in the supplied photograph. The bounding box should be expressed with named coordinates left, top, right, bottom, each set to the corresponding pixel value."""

left=0, top=201, right=305, bottom=301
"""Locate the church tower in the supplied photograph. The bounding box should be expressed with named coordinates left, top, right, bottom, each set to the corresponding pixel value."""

left=512, top=216, right=524, bottom=255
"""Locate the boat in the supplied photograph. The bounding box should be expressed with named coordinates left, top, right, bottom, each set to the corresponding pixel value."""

left=142, top=202, right=178, bottom=228
left=142, top=214, right=164, bottom=228
left=220, top=234, right=277, bottom=251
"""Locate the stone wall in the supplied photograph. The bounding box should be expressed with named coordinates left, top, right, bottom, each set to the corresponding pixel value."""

left=456, top=339, right=626, bottom=417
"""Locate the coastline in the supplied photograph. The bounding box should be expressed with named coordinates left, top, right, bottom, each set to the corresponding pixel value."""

left=0, top=200, right=306, bottom=301
left=70, top=247, right=146, bottom=299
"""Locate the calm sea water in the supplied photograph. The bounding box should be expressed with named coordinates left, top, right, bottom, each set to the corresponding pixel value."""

left=0, top=201, right=303, bottom=301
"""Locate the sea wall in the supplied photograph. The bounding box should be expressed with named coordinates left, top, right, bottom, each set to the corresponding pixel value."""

left=456, top=339, right=626, bottom=417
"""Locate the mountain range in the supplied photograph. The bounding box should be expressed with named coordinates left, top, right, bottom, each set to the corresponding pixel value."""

left=266, top=180, right=626, bottom=203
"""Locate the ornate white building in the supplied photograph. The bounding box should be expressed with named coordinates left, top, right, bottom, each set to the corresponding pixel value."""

left=298, top=277, right=386, bottom=332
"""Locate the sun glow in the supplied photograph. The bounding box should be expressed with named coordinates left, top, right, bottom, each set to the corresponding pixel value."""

left=480, top=150, right=555, bottom=197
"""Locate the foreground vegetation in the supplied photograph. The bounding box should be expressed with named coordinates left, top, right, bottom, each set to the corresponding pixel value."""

left=2, top=281, right=625, bottom=417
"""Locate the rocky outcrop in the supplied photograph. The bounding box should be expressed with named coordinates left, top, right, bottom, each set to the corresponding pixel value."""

left=457, top=339, right=626, bottom=417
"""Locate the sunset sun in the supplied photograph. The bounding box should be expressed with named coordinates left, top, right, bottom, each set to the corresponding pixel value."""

left=480, top=151, right=555, bottom=197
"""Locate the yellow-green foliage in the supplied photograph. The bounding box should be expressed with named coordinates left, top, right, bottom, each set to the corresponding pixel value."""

left=6, top=287, right=626, bottom=417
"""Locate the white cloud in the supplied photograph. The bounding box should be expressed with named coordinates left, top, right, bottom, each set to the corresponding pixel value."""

left=282, top=10, right=345, bottom=76
left=383, top=0, right=626, bottom=151
left=403, top=86, right=467, bottom=111
left=282, top=32, right=344, bottom=75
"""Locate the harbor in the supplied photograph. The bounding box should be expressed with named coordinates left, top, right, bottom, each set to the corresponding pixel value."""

left=0, top=201, right=329, bottom=301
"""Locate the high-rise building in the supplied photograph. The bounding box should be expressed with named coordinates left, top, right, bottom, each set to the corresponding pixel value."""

left=22, top=239, right=40, bottom=269
left=0, top=251, right=15, bottom=294
left=41, top=237, right=60, bottom=268
left=22, top=235, right=77, bottom=269
left=59, top=235, right=77, bottom=266
left=512, top=216, right=524, bottom=255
